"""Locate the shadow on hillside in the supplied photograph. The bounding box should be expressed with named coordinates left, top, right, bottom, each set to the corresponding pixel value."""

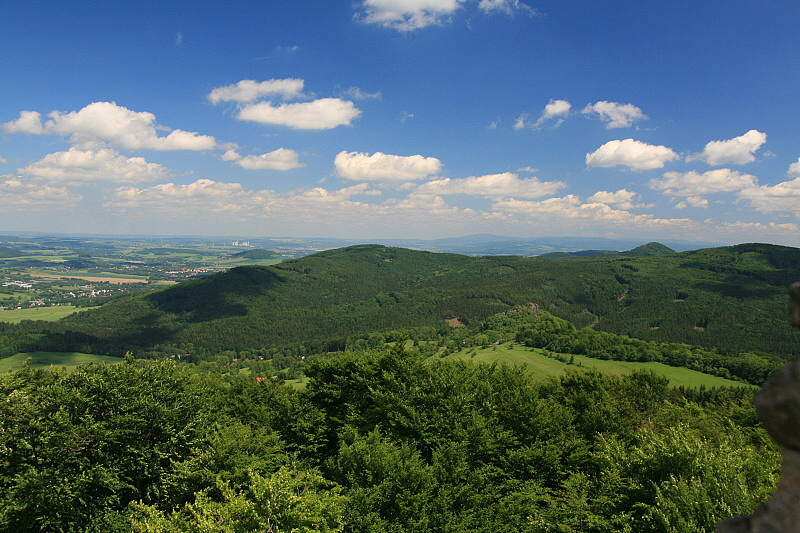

left=695, top=276, right=778, bottom=299
left=146, top=266, right=283, bottom=322
left=16, top=314, right=182, bottom=356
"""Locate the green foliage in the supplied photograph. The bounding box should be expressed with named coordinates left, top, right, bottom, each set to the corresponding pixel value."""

left=130, top=468, right=345, bottom=533
left=0, top=347, right=782, bottom=532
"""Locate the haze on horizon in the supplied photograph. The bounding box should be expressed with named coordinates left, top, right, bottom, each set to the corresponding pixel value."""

left=1, top=1, right=799, bottom=247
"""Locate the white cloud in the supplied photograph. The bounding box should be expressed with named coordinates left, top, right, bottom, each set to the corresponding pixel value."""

left=224, top=148, right=305, bottom=171
left=717, top=221, right=798, bottom=233
left=586, top=139, right=679, bottom=171
left=208, top=79, right=305, bottom=104
left=493, top=196, right=694, bottom=228
left=786, top=157, right=800, bottom=178
left=0, top=176, right=81, bottom=208
left=340, top=87, right=382, bottom=100
left=737, top=177, right=800, bottom=216
left=675, top=196, right=709, bottom=209
left=586, top=189, right=644, bottom=209
left=20, top=147, right=172, bottom=184
left=690, top=130, right=767, bottom=166
left=582, top=101, right=647, bottom=129
left=0, top=155, right=7, bottom=164
left=354, top=0, right=534, bottom=31
left=478, top=0, right=537, bottom=15
left=4, top=102, right=217, bottom=151
left=108, top=179, right=265, bottom=212
left=335, top=151, right=442, bottom=182
left=415, top=172, right=565, bottom=198
left=105, top=179, right=378, bottom=217
left=2, top=110, right=44, bottom=134
left=494, top=195, right=581, bottom=215
left=515, top=99, right=572, bottom=130
left=220, top=150, right=241, bottom=162
left=292, top=183, right=379, bottom=204
left=237, top=98, right=361, bottom=130
left=356, top=0, right=466, bottom=31
left=649, top=169, right=757, bottom=196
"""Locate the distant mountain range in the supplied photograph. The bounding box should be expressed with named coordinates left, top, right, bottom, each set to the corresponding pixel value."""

left=0, top=231, right=722, bottom=258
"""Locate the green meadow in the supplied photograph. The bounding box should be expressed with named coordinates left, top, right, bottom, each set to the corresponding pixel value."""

left=444, top=343, right=753, bottom=388
left=29, top=269, right=149, bottom=281
left=0, top=305, right=86, bottom=323
left=0, top=352, right=122, bottom=372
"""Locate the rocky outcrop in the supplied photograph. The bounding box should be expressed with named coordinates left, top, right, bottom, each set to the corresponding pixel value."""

left=716, top=282, right=800, bottom=532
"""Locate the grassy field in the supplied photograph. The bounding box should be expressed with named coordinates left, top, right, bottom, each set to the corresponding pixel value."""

left=29, top=270, right=149, bottom=283
left=0, top=305, right=88, bottom=323
left=443, top=343, right=754, bottom=388
left=216, top=258, right=283, bottom=267
left=0, top=352, right=122, bottom=372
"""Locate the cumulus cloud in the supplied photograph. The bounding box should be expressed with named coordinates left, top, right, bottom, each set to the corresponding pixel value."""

left=335, top=151, right=442, bottom=182
left=108, top=179, right=266, bottom=212
left=493, top=196, right=645, bottom=222
left=717, top=221, right=798, bottom=233
left=20, top=147, right=172, bottom=184
left=222, top=148, right=305, bottom=171
left=354, top=0, right=534, bottom=31
left=3, top=102, right=217, bottom=151
left=690, top=130, right=767, bottom=166
left=105, top=179, right=378, bottom=218
left=355, top=0, right=466, bottom=31
left=0, top=176, right=81, bottom=208
left=582, top=101, right=647, bottom=129
left=737, top=177, right=800, bottom=216
left=515, top=99, right=572, bottom=130
left=237, top=98, right=361, bottom=130
left=2, top=110, right=44, bottom=134
left=208, top=79, right=305, bottom=104
left=415, top=172, right=565, bottom=198
left=786, top=157, right=800, bottom=178
left=493, top=196, right=694, bottom=229
left=648, top=169, right=758, bottom=196
left=586, top=189, right=646, bottom=209
left=674, top=196, right=709, bottom=209
left=586, top=139, right=679, bottom=171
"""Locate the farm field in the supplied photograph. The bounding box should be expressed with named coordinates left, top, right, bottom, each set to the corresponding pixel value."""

left=0, top=351, right=122, bottom=372
left=0, top=305, right=89, bottom=323
left=29, top=270, right=149, bottom=284
left=444, top=343, right=753, bottom=388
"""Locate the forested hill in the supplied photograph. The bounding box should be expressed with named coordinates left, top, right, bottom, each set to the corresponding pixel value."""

left=9, top=242, right=800, bottom=358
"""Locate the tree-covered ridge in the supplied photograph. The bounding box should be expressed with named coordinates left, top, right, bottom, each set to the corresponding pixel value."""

left=230, top=248, right=281, bottom=259
left=0, top=350, right=780, bottom=532
left=1, top=242, right=798, bottom=359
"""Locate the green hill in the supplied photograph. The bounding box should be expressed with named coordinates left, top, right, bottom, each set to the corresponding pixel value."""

left=621, top=241, right=676, bottom=256
left=4, top=242, right=799, bottom=360
left=229, top=248, right=280, bottom=259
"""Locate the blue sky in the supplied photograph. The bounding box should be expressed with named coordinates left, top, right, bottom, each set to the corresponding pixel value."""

left=1, top=0, right=799, bottom=246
